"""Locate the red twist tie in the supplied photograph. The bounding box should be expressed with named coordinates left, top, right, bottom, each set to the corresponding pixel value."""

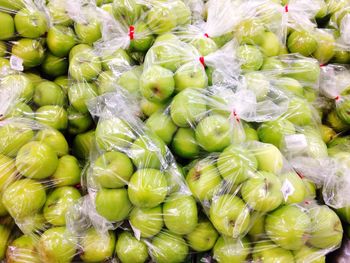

left=335, top=95, right=340, bottom=101
left=284, top=4, right=288, bottom=13
left=296, top=171, right=305, bottom=179
left=304, top=200, right=310, bottom=205
left=204, top=33, right=209, bottom=38
left=75, top=183, right=82, bottom=189
left=199, top=56, right=205, bottom=67
left=129, top=25, right=135, bottom=40
left=319, top=63, right=326, bottom=67
left=232, top=111, right=240, bottom=123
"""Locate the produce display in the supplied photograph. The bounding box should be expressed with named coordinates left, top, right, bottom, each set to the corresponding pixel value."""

left=0, top=0, right=350, bottom=262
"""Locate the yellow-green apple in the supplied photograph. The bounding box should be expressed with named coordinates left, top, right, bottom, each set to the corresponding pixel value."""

left=6, top=102, right=33, bottom=118
left=0, top=0, right=24, bottom=11
left=327, top=110, right=350, bottom=132
left=52, top=155, right=81, bottom=187
left=0, top=196, right=8, bottom=217
left=47, top=26, right=77, bottom=57
left=80, top=229, right=115, bottom=262
left=213, top=236, right=250, bottom=263
left=332, top=50, right=350, bottom=64
left=96, top=71, right=118, bottom=94
left=0, top=218, right=13, bottom=260
left=258, top=119, right=296, bottom=148
left=172, top=128, right=200, bottom=159
left=11, top=38, right=45, bottom=68
left=69, top=44, right=93, bottom=62
left=54, top=76, right=69, bottom=94
left=163, top=194, right=198, bottom=235
left=265, top=205, right=311, bottom=250
left=303, top=127, right=328, bottom=158
left=38, top=227, right=76, bottom=263
left=186, top=159, right=222, bottom=201
left=95, top=188, right=132, bottom=222
left=235, top=18, right=265, bottom=45
left=43, top=186, right=81, bottom=226
left=33, top=81, right=67, bottom=107
left=261, top=57, right=285, bottom=71
left=293, top=245, right=326, bottom=263
left=47, top=0, right=72, bottom=26
left=284, top=97, right=313, bottom=126
left=41, top=53, right=68, bottom=78
left=74, top=19, right=102, bottom=45
left=320, top=125, right=336, bottom=144
left=336, top=206, right=350, bottom=224
left=146, top=6, right=177, bottom=35
left=285, top=59, right=320, bottom=84
left=259, top=32, right=281, bottom=57
left=117, top=65, right=143, bottom=95
left=251, top=143, right=284, bottom=174
left=2, top=178, right=46, bottom=219
left=113, top=0, right=142, bottom=25
left=312, top=30, right=335, bottom=64
left=0, top=12, right=15, bottom=40
left=92, top=151, right=134, bottom=188
left=36, top=129, right=69, bottom=157
left=101, top=48, right=133, bottom=71
left=127, top=168, right=168, bottom=208
left=67, top=106, right=93, bottom=134
left=14, top=8, right=47, bottom=38
left=129, top=205, right=163, bottom=238
left=68, top=82, right=98, bottom=113
left=247, top=213, right=265, bottom=241
left=130, top=22, right=155, bottom=52
left=0, top=74, right=34, bottom=102
left=275, top=77, right=304, bottom=97
left=280, top=172, right=307, bottom=204
left=170, top=88, right=207, bottom=127
left=6, top=234, right=40, bottom=263
left=150, top=231, right=188, bottom=263
left=237, top=44, right=264, bottom=72
left=191, top=37, right=218, bottom=56
left=185, top=218, right=218, bottom=252
left=69, top=50, right=102, bottom=81
left=287, top=30, right=318, bottom=56
left=0, top=155, right=17, bottom=191
left=174, top=62, right=208, bottom=92
left=115, top=231, right=148, bottom=263
left=145, top=111, right=177, bottom=145
left=172, top=0, right=191, bottom=25
left=244, top=72, right=270, bottom=101
left=35, top=105, right=68, bottom=130
left=252, top=240, right=295, bottom=262
left=73, top=130, right=95, bottom=160
left=140, top=98, right=166, bottom=117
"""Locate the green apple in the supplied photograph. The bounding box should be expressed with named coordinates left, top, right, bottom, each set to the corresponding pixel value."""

left=150, top=231, right=188, bottom=263
left=95, top=188, right=132, bottom=222
left=191, top=37, right=218, bottom=56
left=54, top=76, right=69, bottom=94
left=275, top=76, right=304, bottom=97
left=0, top=195, right=8, bottom=217
left=0, top=218, right=14, bottom=260
left=140, top=98, right=166, bottom=117
left=2, top=178, right=46, bottom=219
left=312, top=30, right=335, bottom=64
left=117, top=66, right=143, bottom=95
left=140, top=65, right=175, bottom=102
left=129, top=205, right=163, bottom=238
left=0, top=0, right=24, bottom=10
left=6, top=234, right=40, bottom=263
left=0, top=122, right=34, bottom=157
left=0, top=12, right=15, bottom=40
left=35, top=105, right=68, bottom=130
left=36, top=129, right=69, bottom=157
left=44, top=186, right=81, bottom=226
left=327, top=110, right=350, bottom=132
left=47, top=0, right=72, bottom=26
left=95, top=117, right=135, bottom=151
left=244, top=124, right=259, bottom=141
left=174, top=62, right=207, bottom=93
left=248, top=213, right=265, bottom=241
left=327, top=0, right=348, bottom=14
left=265, top=205, right=311, bottom=250
left=96, top=71, right=118, bottom=94
left=101, top=48, right=133, bottom=71
left=0, top=57, right=9, bottom=69
left=217, top=144, right=257, bottom=186
left=80, top=229, right=115, bottom=262
left=163, top=194, right=198, bottom=235
left=320, top=125, right=336, bottom=144
left=93, top=151, right=133, bottom=188
left=241, top=171, right=283, bottom=212
left=259, top=31, right=281, bottom=57
left=0, top=155, right=17, bottom=191
left=129, top=134, right=166, bottom=169
left=261, top=57, right=285, bottom=71
left=235, top=18, right=265, bottom=45
left=336, top=206, right=350, bottom=224
left=280, top=172, right=307, bottom=204
left=128, top=168, right=167, bottom=208
left=16, top=141, right=59, bottom=179
left=113, top=0, right=142, bottom=24
left=332, top=49, right=350, bottom=64
left=38, top=227, right=76, bottom=263
left=52, top=155, right=81, bottom=187
left=33, top=81, right=66, bottom=107
left=67, top=106, right=93, bottom=134
left=212, top=32, right=234, bottom=48
left=251, top=143, right=284, bottom=174
left=209, top=194, right=250, bottom=237
left=68, top=82, right=98, bottom=113
left=237, top=44, right=264, bottom=72
left=171, top=128, right=200, bottom=159
left=172, top=0, right=191, bottom=25
left=186, top=159, right=222, bottom=201
left=287, top=30, right=318, bottom=56
left=258, top=119, right=296, bottom=148
left=170, top=88, right=207, bottom=127
left=47, top=25, right=77, bottom=57
left=244, top=72, right=270, bottom=101
left=0, top=74, right=34, bottom=102
left=308, top=205, right=343, bottom=249
left=11, top=38, right=45, bottom=68
left=185, top=218, right=218, bottom=252
left=41, top=53, right=68, bottom=78
left=145, top=111, right=177, bottom=145
left=284, top=97, right=313, bottom=126
left=146, top=6, right=177, bottom=35
left=69, top=50, right=102, bottom=81
left=284, top=59, right=320, bottom=84
left=213, top=236, right=250, bottom=263
left=293, top=245, right=326, bottom=263
left=130, top=22, right=154, bottom=52
left=336, top=99, right=350, bottom=124
left=73, top=130, right=95, bottom=160
left=74, top=19, right=101, bottom=45
left=14, top=8, right=47, bottom=38
left=303, top=127, right=328, bottom=158
left=252, top=240, right=294, bottom=262
left=115, top=231, right=148, bottom=263
left=69, top=44, right=93, bottom=62
left=6, top=102, right=33, bottom=119
left=153, top=33, right=179, bottom=45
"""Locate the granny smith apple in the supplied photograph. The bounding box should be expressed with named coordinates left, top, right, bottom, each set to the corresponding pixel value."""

left=67, top=106, right=93, bottom=134
left=145, top=111, right=177, bottom=145
left=247, top=213, right=265, bottom=241
left=68, top=82, right=98, bottom=113
left=0, top=74, right=34, bottom=102
left=113, top=0, right=142, bottom=23
left=35, top=129, right=69, bottom=157
left=293, top=245, right=326, bottom=263
left=265, top=205, right=311, bottom=250
left=11, top=38, right=45, bottom=68
left=33, top=81, right=66, bottom=107
left=191, top=37, right=218, bottom=56
left=92, top=151, right=134, bottom=188
left=186, top=159, right=222, bottom=201
left=332, top=50, right=350, bottom=64
left=174, top=62, right=208, bottom=93
left=47, top=0, right=72, bottom=26
left=275, top=77, right=304, bottom=97
left=285, top=97, right=314, bottom=126
left=303, top=127, right=328, bottom=158
left=117, top=65, right=143, bottom=95
left=251, top=143, right=284, bottom=174
left=101, top=48, right=133, bottom=71
left=73, top=130, right=95, bottom=160
left=129, top=205, right=163, bottom=238
left=252, top=240, right=295, bottom=262
left=38, top=227, right=76, bottom=263
left=6, top=102, right=33, bottom=119
left=96, top=70, right=118, bottom=94
left=285, top=59, right=320, bottom=84
left=0, top=0, right=24, bottom=10
left=213, top=236, right=250, bottom=263
left=327, top=110, right=350, bottom=132
left=150, top=231, right=189, bottom=263
left=258, top=119, right=296, bottom=148
left=261, top=57, right=285, bottom=71
left=128, top=168, right=168, bottom=208
left=140, top=98, right=166, bottom=117
left=287, top=30, right=318, bottom=56
left=172, top=0, right=191, bottom=25
left=52, top=155, right=81, bottom=187
left=237, top=44, right=264, bottom=72
left=185, top=218, right=218, bottom=252
left=259, top=31, right=281, bottom=57
left=280, top=172, right=307, bottom=204
left=69, top=44, right=93, bottom=62
left=41, top=53, right=68, bottom=78
left=170, top=88, right=207, bottom=127
left=312, top=30, right=335, bottom=64
left=47, top=25, right=77, bottom=57
left=69, top=50, right=102, bottom=81
left=74, top=19, right=102, bottom=45
left=0, top=12, right=14, bottom=40
left=6, top=234, right=40, bottom=263
left=115, top=231, right=148, bottom=263
left=0, top=154, right=17, bottom=191
left=130, top=22, right=155, bottom=52
left=235, top=18, right=265, bottom=45
left=336, top=206, right=350, bottom=224
left=320, top=125, right=336, bottom=144
left=0, top=219, right=14, bottom=260
left=172, top=128, right=200, bottom=159
left=146, top=6, right=177, bottom=35
left=2, top=178, right=46, bottom=219
left=163, top=194, right=198, bottom=235
left=44, top=186, right=81, bottom=226
left=14, top=8, right=47, bottom=38
left=244, top=72, right=270, bottom=101
left=0, top=195, right=8, bottom=217
left=55, top=77, right=69, bottom=93
left=35, top=105, right=68, bottom=130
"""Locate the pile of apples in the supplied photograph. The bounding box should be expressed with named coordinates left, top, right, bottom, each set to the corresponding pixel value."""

left=0, top=0, right=350, bottom=262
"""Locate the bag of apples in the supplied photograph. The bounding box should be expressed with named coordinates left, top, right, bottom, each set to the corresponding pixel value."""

left=0, top=117, right=86, bottom=262
left=65, top=91, right=197, bottom=263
